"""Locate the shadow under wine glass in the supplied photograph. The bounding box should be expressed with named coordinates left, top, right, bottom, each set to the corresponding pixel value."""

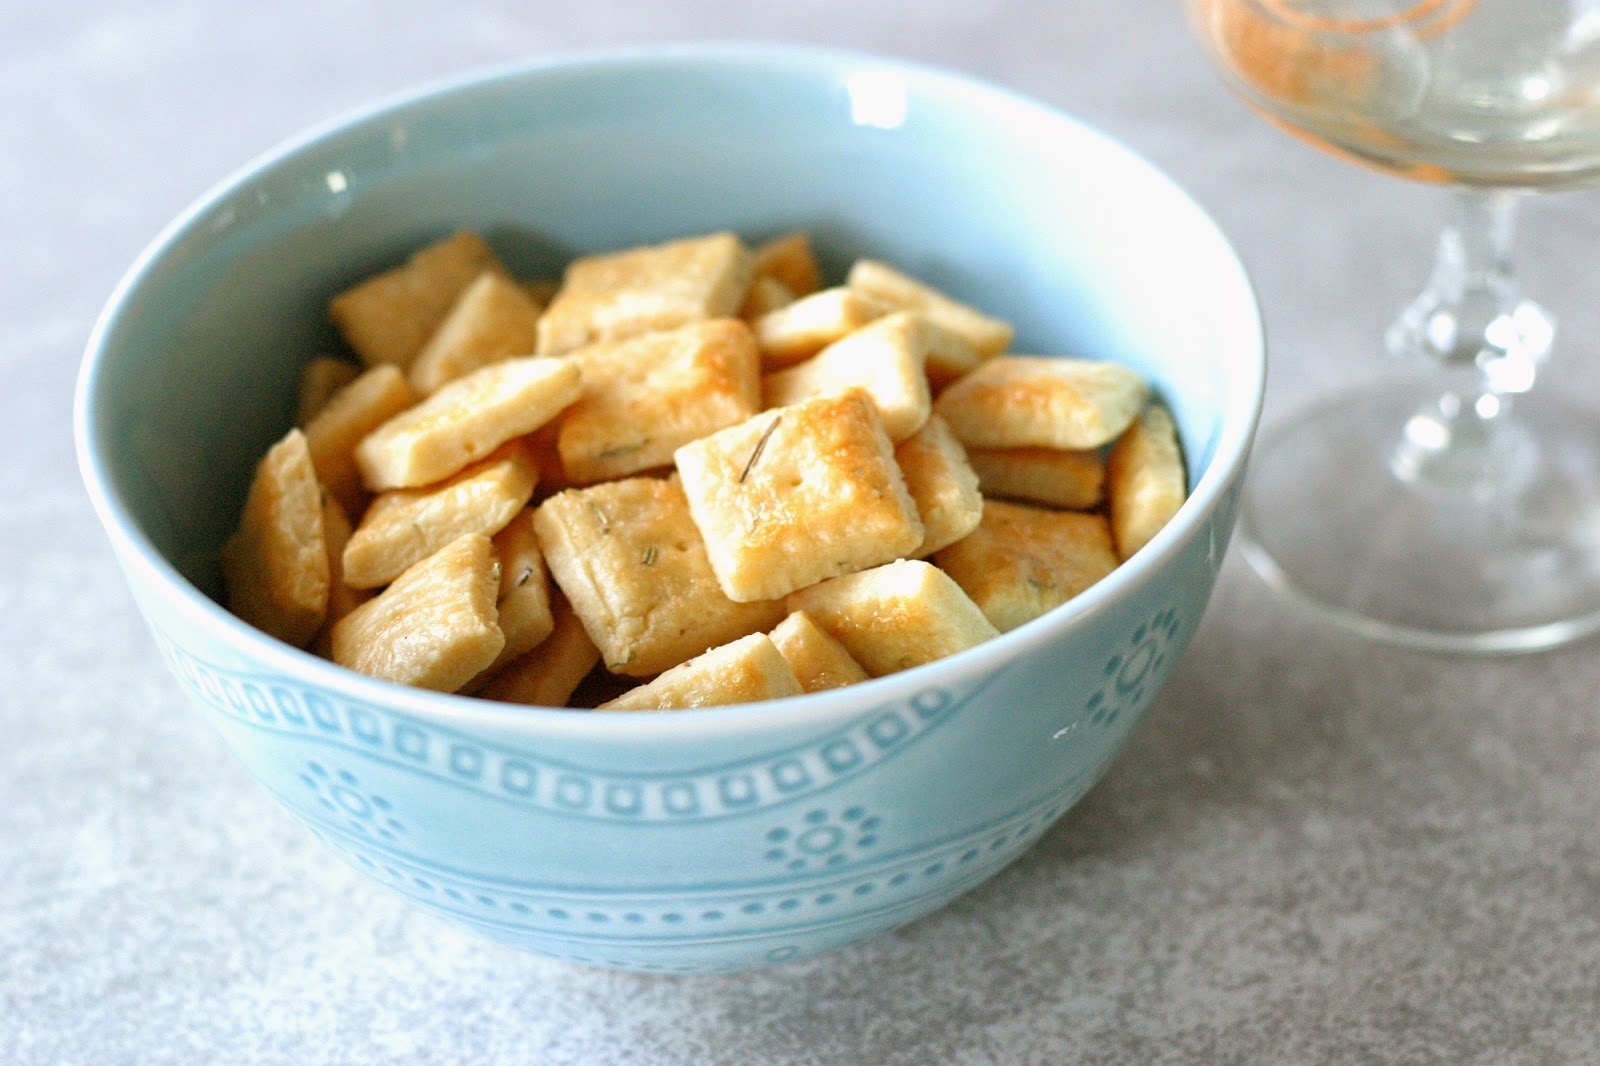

left=1188, top=0, right=1600, bottom=653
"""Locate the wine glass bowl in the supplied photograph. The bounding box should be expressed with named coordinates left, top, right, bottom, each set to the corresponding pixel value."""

left=1186, top=0, right=1600, bottom=652
left=1192, top=0, right=1600, bottom=188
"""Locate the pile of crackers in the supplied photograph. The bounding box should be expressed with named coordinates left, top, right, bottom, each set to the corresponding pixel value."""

left=222, top=229, right=1185, bottom=711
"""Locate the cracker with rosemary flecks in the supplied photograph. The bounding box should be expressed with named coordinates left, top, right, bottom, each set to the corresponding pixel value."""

left=533, top=476, right=785, bottom=676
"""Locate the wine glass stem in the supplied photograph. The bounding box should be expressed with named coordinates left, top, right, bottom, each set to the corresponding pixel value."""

left=1384, top=188, right=1554, bottom=494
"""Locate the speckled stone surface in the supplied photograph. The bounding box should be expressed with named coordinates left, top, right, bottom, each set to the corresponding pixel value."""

left=6, top=3, right=1600, bottom=1063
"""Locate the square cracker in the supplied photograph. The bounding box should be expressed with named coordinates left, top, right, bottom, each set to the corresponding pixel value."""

left=768, top=610, right=869, bottom=693
left=355, top=356, right=581, bottom=491
left=846, top=258, right=1014, bottom=359
left=751, top=231, right=822, bottom=297
left=894, top=415, right=983, bottom=557
left=598, top=633, right=803, bottom=711
left=674, top=390, right=925, bottom=603
left=330, top=532, right=504, bottom=692
left=486, top=508, right=556, bottom=665
left=535, top=231, right=753, bottom=356
left=739, top=275, right=797, bottom=322
left=786, top=559, right=998, bottom=676
left=1107, top=403, right=1187, bottom=561
left=460, top=508, right=557, bottom=692
left=223, top=428, right=329, bottom=649
left=408, top=271, right=543, bottom=394
left=917, top=315, right=984, bottom=390
left=329, top=231, right=509, bottom=369
left=751, top=286, right=890, bottom=368
left=311, top=492, right=372, bottom=657
left=342, top=441, right=538, bottom=589
left=967, top=445, right=1105, bottom=511
left=933, top=499, right=1118, bottom=633
left=294, top=357, right=361, bottom=425
left=533, top=477, right=785, bottom=676
left=302, top=363, right=417, bottom=518
left=762, top=311, right=931, bottom=442
left=557, top=319, right=761, bottom=485
left=474, top=591, right=600, bottom=707
left=933, top=355, right=1147, bottom=450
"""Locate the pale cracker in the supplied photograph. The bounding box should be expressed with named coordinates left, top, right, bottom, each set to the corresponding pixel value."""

left=557, top=319, right=761, bottom=485
left=311, top=492, right=372, bottom=657
left=917, top=315, right=984, bottom=389
left=409, top=271, right=543, bottom=394
left=933, top=355, right=1147, bottom=450
left=740, top=275, right=797, bottom=321
left=933, top=499, right=1118, bottom=633
left=342, top=441, right=538, bottom=589
left=598, top=633, right=803, bottom=711
left=488, top=508, right=556, bottom=662
left=329, top=231, right=508, bottom=369
left=751, top=286, right=891, bottom=368
left=330, top=532, right=504, bottom=692
left=967, top=446, right=1105, bottom=510
left=461, top=508, right=556, bottom=691
left=474, top=592, right=600, bottom=707
left=768, top=610, right=869, bottom=693
left=302, top=363, right=417, bottom=518
left=222, top=428, right=329, bottom=649
left=535, top=231, right=753, bottom=356
left=294, top=357, right=360, bottom=425
left=786, top=559, right=998, bottom=676
left=762, top=311, right=931, bottom=442
left=355, top=356, right=582, bottom=491
left=1106, top=403, right=1187, bottom=561
left=533, top=477, right=786, bottom=676
left=894, top=414, right=983, bottom=557
left=751, top=231, right=822, bottom=297
left=673, top=390, right=925, bottom=603
left=846, top=258, right=1013, bottom=358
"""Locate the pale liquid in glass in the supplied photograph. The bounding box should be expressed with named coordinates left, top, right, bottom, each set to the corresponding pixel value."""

left=1191, top=0, right=1600, bottom=187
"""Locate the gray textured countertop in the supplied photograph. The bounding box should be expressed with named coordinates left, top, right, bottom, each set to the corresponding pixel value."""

left=7, top=3, right=1600, bottom=1063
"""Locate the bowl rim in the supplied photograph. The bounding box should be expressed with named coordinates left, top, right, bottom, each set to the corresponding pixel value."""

left=74, top=41, right=1265, bottom=741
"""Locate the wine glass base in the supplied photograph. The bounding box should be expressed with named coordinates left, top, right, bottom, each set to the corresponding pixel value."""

left=1238, top=378, right=1600, bottom=654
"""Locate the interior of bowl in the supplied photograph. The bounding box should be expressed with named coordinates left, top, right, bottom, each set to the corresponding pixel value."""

left=78, top=44, right=1262, bottom=708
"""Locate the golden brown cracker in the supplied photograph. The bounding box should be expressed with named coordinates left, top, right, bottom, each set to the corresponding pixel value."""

left=408, top=271, right=543, bottom=394
left=556, top=319, right=761, bottom=485
left=329, top=231, right=508, bottom=369
left=343, top=442, right=537, bottom=589
left=768, top=610, right=869, bottom=693
left=597, top=633, right=803, bottom=711
left=846, top=258, right=1013, bottom=358
left=535, top=231, right=753, bottom=356
left=1107, top=403, right=1186, bottom=560
left=674, top=391, right=924, bottom=603
left=534, top=477, right=786, bottom=676
left=967, top=446, right=1105, bottom=511
left=355, top=356, right=581, bottom=491
left=330, top=532, right=504, bottom=692
left=786, top=559, right=998, bottom=676
left=933, top=499, right=1118, bottom=632
left=222, top=428, right=329, bottom=649
left=894, top=415, right=983, bottom=557
left=762, top=311, right=931, bottom=442
left=933, top=355, right=1147, bottom=450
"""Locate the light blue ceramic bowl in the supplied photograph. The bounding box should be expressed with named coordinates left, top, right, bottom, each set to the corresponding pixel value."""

left=75, top=44, right=1263, bottom=974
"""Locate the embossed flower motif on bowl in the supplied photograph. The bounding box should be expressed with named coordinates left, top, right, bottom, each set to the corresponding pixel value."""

left=763, top=805, right=883, bottom=872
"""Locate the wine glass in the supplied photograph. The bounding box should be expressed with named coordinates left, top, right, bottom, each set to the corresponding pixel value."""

left=1186, top=0, right=1600, bottom=652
